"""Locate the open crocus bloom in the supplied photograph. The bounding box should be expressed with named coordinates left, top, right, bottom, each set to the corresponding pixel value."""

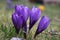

left=34, top=16, right=50, bottom=38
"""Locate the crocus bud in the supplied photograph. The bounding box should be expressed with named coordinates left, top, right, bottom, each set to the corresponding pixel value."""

left=29, top=6, right=41, bottom=30
left=34, top=16, right=50, bottom=38
left=12, top=13, right=24, bottom=34
left=12, top=5, right=30, bottom=34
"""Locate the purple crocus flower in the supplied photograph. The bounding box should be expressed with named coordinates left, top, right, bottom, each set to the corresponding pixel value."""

left=29, top=6, right=41, bottom=30
left=12, top=12, right=24, bottom=34
left=34, top=16, right=50, bottom=38
left=12, top=5, right=50, bottom=39
left=15, top=5, right=30, bottom=32
left=15, top=5, right=29, bottom=21
left=12, top=5, right=30, bottom=34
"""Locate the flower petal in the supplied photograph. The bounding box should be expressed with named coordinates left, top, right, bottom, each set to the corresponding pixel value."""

left=15, top=4, right=24, bottom=15
left=22, top=6, right=30, bottom=21
left=29, top=6, right=41, bottom=30
left=34, top=16, right=50, bottom=38
left=12, top=5, right=30, bottom=34
left=12, top=12, right=23, bottom=34
left=15, top=5, right=29, bottom=21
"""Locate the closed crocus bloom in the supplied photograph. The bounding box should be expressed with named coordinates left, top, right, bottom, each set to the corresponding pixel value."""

left=29, top=7, right=41, bottom=30
left=15, top=5, right=30, bottom=32
left=34, top=16, right=50, bottom=38
left=15, top=5, right=29, bottom=21
left=12, top=12, right=24, bottom=34
left=12, top=5, right=30, bottom=34
left=14, top=5, right=30, bottom=38
left=22, top=6, right=30, bottom=38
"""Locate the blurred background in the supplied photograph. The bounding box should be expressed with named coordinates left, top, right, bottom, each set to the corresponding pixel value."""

left=0, top=0, right=60, bottom=40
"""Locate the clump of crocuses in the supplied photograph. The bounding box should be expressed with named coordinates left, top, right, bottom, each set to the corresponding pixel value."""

left=12, top=4, right=50, bottom=40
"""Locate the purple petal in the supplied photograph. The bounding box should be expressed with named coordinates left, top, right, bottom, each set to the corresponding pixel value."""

left=34, top=16, right=50, bottom=38
left=29, top=6, right=41, bottom=30
left=15, top=5, right=29, bottom=21
left=23, top=6, right=30, bottom=21
left=15, top=5, right=25, bottom=15
left=12, top=12, right=24, bottom=34
left=15, top=5, right=29, bottom=32
left=22, top=8, right=29, bottom=37
left=15, top=5, right=30, bottom=32
left=12, top=5, right=30, bottom=34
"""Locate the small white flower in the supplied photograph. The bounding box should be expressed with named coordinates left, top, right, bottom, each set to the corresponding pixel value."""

left=10, top=37, right=22, bottom=40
